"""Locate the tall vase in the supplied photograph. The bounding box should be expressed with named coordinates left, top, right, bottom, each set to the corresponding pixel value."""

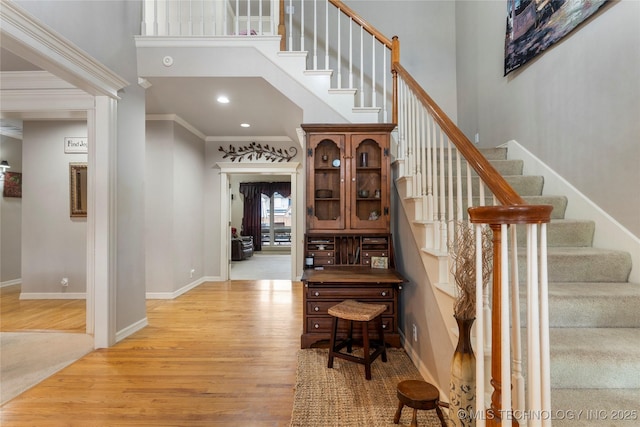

left=449, top=316, right=476, bottom=427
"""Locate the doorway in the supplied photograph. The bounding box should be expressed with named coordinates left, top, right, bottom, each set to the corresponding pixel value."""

left=217, top=162, right=301, bottom=281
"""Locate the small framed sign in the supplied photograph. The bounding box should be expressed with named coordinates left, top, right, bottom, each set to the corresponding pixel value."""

left=64, top=137, right=88, bottom=154
left=371, top=256, right=388, bottom=269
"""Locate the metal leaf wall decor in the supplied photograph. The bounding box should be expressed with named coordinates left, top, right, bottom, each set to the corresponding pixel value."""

left=218, top=142, right=297, bottom=162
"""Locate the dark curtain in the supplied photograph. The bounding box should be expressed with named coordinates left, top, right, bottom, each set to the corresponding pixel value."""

left=239, top=182, right=291, bottom=251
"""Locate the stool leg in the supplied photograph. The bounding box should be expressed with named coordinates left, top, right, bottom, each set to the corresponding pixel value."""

left=362, top=321, right=372, bottom=380
left=347, top=320, right=353, bottom=353
left=376, top=315, right=387, bottom=363
left=328, top=316, right=339, bottom=369
left=435, top=405, right=447, bottom=427
left=393, top=401, right=404, bottom=424
left=410, top=408, right=418, bottom=427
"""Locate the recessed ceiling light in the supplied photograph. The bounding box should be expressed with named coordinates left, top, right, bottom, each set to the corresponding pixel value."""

left=217, top=96, right=230, bottom=104
left=240, top=123, right=250, bottom=128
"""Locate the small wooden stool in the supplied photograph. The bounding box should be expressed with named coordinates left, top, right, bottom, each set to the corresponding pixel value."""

left=327, top=299, right=387, bottom=380
left=394, top=380, right=447, bottom=427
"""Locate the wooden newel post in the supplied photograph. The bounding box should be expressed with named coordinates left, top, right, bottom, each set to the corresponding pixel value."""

left=392, top=36, right=400, bottom=125
left=278, top=0, right=286, bottom=51
left=487, top=223, right=504, bottom=427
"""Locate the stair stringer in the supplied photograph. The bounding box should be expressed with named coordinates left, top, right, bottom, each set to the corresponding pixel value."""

left=504, top=139, right=640, bottom=283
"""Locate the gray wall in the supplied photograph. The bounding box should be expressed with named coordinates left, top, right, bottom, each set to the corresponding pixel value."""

left=146, top=120, right=205, bottom=294
left=15, top=0, right=147, bottom=331
left=21, top=121, right=87, bottom=295
left=0, top=135, right=23, bottom=284
left=455, top=0, right=640, bottom=236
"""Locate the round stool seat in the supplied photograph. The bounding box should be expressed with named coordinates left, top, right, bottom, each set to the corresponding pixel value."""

left=394, top=380, right=446, bottom=427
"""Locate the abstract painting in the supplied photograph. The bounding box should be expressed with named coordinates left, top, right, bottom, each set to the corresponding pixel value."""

left=504, top=0, right=609, bottom=75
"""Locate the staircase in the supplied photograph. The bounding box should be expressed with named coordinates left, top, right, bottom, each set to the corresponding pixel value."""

left=401, top=146, right=640, bottom=424
left=137, top=0, right=640, bottom=421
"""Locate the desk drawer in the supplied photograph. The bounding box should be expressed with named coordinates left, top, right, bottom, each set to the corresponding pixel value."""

left=307, top=301, right=394, bottom=316
left=307, top=316, right=394, bottom=334
left=306, top=287, right=394, bottom=299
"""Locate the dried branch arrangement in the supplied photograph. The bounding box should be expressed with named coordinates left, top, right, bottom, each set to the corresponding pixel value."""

left=449, top=222, right=493, bottom=320
left=218, top=143, right=297, bottom=162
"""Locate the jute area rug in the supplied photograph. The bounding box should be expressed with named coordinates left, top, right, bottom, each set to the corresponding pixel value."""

left=291, top=348, right=450, bottom=427
left=0, top=332, right=94, bottom=405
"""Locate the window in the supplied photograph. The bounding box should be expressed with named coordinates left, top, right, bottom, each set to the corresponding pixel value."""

left=261, top=192, right=291, bottom=247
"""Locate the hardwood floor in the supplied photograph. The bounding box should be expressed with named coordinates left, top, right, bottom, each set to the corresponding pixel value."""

left=0, top=280, right=303, bottom=426
left=0, top=284, right=86, bottom=332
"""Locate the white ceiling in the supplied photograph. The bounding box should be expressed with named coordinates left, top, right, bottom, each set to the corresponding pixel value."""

left=1, top=48, right=303, bottom=142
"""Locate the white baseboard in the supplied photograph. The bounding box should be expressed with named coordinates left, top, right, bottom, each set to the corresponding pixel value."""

left=145, top=276, right=222, bottom=299
left=20, top=292, right=86, bottom=300
left=505, top=140, right=640, bottom=283
left=116, top=317, right=148, bottom=343
left=1, top=279, right=21, bottom=288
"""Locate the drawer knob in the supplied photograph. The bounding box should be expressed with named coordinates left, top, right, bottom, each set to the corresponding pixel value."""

left=314, top=291, right=320, bottom=297
left=314, top=306, right=320, bottom=312
left=381, top=291, right=387, bottom=297
left=314, top=323, right=320, bottom=329
left=382, top=324, right=387, bottom=329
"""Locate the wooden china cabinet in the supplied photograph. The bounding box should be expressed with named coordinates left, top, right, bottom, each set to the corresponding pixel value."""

left=300, top=123, right=404, bottom=348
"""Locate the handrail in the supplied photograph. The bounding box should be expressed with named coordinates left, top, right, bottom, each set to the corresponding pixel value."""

left=393, top=62, right=526, bottom=208
left=327, top=0, right=393, bottom=48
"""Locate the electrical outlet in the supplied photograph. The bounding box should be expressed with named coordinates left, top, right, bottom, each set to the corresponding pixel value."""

left=190, top=268, right=195, bottom=278
left=61, top=277, right=69, bottom=287
left=412, top=324, right=418, bottom=342
left=474, top=133, right=480, bottom=144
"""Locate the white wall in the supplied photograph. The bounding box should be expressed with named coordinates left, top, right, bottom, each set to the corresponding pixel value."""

left=16, top=0, right=148, bottom=332
left=345, top=0, right=458, bottom=120
left=146, top=120, right=205, bottom=295
left=455, top=0, right=640, bottom=236
left=0, top=135, right=23, bottom=284
left=21, top=121, right=87, bottom=295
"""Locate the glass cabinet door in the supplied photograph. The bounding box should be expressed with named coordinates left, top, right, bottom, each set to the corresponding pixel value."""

left=349, top=134, right=389, bottom=230
left=307, top=134, right=345, bottom=230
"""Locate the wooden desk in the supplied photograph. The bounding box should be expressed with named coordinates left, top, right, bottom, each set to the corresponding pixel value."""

left=300, top=266, right=404, bottom=348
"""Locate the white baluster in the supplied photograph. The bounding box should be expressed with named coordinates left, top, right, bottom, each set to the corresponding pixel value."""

left=501, top=223, right=511, bottom=427
left=235, top=0, right=239, bottom=35
left=540, top=223, right=552, bottom=427
left=348, top=17, right=352, bottom=88
left=300, top=0, right=305, bottom=51
left=425, top=114, right=433, bottom=222
left=313, top=0, right=317, bottom=69
left=420, top=108, right=427, bottom=218
left=337, top=8, right=341, bottom=88
left=438, top=132, right=446, bottom=251
left=325, top=0, right=329, bottom=70
left=431, top=121, right=438, bottom=225
left=201, top=0, right=205, bottom=35
left=288, top=0, right=293, bottom=50
left=527, top=223, right=541, bottom=427
left=510, top=226, right=526, bottom=426
left=359, top=26, right=364, bottom=107
left=246, top=0, right=250, bottom=35
left=371, top=35, right=376, bottom=108
left=383, top=47, right=388, bottom=122
left=455, top=147, right=463, bottom=222
left=446, top=139, right=454, bottom=249
left=258, top=0, right=262, bottom=34
left=411, top=93, right=417, bottom=197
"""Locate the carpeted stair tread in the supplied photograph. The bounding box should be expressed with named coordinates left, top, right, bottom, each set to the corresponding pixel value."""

left=515, top=219, right=595, bottom=247
left=453, top=159, right=524, bottom=176
left=458, top=175, right=544, bottom=197
left=551, top=388, right=640, bottom=426
left=520, top=282, right=640, bottom=327
left=521, top=195, right=568, bottom=219
left=549, top=328, right=640, bottom=388
left=517, top=247, right=632, bottom=283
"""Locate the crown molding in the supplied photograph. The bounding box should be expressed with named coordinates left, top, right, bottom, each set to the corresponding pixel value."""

left=0, top=1, right=129, bottom=97
left=146, top=114, right=207, bottom=141
left=206, top=135, right=294, bottom=143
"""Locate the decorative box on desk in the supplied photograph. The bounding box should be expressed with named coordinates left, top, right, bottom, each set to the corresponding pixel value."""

left=300, top=266, right=404, bottom=348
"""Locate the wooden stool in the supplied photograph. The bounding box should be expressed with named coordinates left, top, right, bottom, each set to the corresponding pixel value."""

left=394, top=380, right=447, bottom=427
left=327, top=299, right=387, bottom=380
